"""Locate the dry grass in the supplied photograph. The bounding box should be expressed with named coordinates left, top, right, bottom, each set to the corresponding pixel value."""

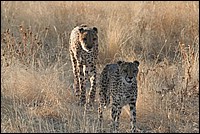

left=1, top=1, right=199, bottom=133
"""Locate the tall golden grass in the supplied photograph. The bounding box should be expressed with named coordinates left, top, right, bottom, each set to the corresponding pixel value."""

left=1, top=1, right=199, bottom=133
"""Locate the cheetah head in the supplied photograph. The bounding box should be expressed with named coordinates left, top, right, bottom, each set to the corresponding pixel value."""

left=117, top=60, right=139, bottom=84
left=78, top=27, right=98, bottom=53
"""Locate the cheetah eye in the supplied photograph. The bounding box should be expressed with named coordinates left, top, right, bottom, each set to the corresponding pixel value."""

left=133, top=70, right=137, bottom=73
left=123, top=70, right=128, bottom=73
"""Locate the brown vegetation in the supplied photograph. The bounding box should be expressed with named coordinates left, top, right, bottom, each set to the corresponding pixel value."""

left=1, top=1, right=199, bottom=133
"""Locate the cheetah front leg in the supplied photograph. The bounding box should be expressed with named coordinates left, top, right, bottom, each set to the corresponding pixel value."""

left=111, top=102, right=122, bottom=133
left=70, top=50, right=80, bottom=97
left=88, top=65, right=97, bottom=106
left=129, top=100, right=137, bottom=133
left=78, top=62, right=87, bottom=106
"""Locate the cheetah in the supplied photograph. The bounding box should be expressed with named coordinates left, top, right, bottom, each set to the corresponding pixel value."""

left=69, top=24, right=98, bottom=107
left=98, top=60, right=140, bottom=133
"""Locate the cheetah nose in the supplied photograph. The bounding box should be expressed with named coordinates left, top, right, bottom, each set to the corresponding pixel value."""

left=87, top=46, right=93, bottom=49
left=128, top=76, right=133, bottom=79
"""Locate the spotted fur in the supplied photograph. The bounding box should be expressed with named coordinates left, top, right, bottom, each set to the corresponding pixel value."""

left=69, top=24, right=98, bottom=106
left=98, top=60, right=139, bottom=132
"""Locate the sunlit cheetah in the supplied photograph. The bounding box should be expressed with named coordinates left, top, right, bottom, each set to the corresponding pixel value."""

left=69, top=24, right=98, bottom=107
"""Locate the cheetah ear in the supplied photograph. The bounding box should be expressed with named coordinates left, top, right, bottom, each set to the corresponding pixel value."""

left=80, top=24, right=87, bottom=27
left=93, top=27, right=98, bottom=33
left=117, top=60, right=124, bottom=65
left=133, top=60, right=139, bottom=67
left=79, top=28, right=84, bottom=33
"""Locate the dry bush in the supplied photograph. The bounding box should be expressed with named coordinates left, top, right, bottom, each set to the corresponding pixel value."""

left=1, top=1, right=199, bottom=133
left=1, top=61, right=100, bottom=133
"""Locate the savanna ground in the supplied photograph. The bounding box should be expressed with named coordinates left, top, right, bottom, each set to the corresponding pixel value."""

left=1, top=1, right=199, bottom=133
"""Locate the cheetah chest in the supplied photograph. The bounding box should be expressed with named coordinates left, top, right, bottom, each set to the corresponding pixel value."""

left=119, top=84, right=136, bottom=105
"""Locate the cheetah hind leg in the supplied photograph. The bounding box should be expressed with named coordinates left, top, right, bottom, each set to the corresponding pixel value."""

left=97, top=103, right=104, bottom=132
